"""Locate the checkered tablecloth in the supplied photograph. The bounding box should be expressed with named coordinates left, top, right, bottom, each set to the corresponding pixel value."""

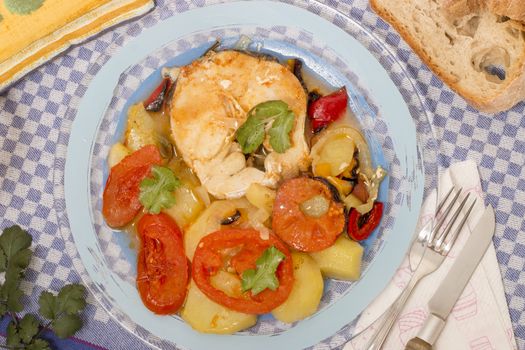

left=1, top=0, right=524, bottom=349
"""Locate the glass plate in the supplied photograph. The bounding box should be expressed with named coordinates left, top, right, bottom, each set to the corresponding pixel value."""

left=54, top=1, right=438, bottom=349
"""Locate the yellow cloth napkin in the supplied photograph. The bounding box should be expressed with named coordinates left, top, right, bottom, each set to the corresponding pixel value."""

left=0, top=0, right=154, bottom=91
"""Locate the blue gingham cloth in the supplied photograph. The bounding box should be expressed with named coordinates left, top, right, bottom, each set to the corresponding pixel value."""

left=1, top=1, right=524, bottom=349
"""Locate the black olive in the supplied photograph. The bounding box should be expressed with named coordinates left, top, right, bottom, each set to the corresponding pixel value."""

left=308, top=90, right=322, bottom=104
left=163, top=79, right=177, bottom=113
left=158, top=136, right=174, bottom=161
left=341, top=152, right=360, bottom=183
left=312, top=177, right=342, bottom=203
left=221, top=210, right=241, bottom=225
left=291, top=59, right=308, bottom=92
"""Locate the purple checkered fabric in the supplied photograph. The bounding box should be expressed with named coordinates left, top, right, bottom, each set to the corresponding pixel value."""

left=0, top=1, right=524, bottom=349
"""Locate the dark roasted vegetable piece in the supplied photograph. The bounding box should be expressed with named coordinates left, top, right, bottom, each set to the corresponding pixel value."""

left=287, top=59, right=307, bottom=91
left=312, top=176, right=342, bottom=203
left=341, top=151, right=360, bottom=184
left=221, top=210, right=241, bottom=225
left=144, top=78, right=172, bottom=112
left=308, top=90, right=322, bottom=104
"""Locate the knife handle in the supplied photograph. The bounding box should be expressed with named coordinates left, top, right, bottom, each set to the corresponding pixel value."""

left=405, top=337, right=432, bottom=350
left=417, top=314, right=446, bottom=345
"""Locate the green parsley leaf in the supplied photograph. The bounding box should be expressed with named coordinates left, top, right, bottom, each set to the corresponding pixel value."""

left=0, top=225, right=32, bottom=261
left=38, top=291, right=57, bottom=319
left=3, top=277, right=24, bottom=312
left=26, top=339, right=52, bottom=350
left=4, top=0, right=45, bottom=15
left=52, top=314, right=83, bottom=339
left=251, top=100, right=289, bottom=119
left=269, top=110, right=294, bottom=153
left=0, top=249, right=7, bottom=272
left=39, top=284, right=86, bottom=320
left=0, top=303, right=7, bottom=317
left=9, top=248, right=32, bottom=270
left=241, top=246, right=286, bottom=295
left=235, top=114, right=266, bottom=154
left=236, top=100, right=295, bottom=154
left=6, top=321, right=21, bottom=347
left=139, top=166, right=180, bottom=214
left=57, top=284, right=86, bottom=315
left=19, top=314, right=40, bottom=344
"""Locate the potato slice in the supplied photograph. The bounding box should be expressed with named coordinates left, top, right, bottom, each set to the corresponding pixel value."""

left=272, top=252, right=323, bottom=323
left=107, top=142, right=130, bottom=168
left=310, top=235, right=363, bottom=280
left=125, top=103, right=158, bottom=151
left=163, top=186, right=205, bottom=229
left=245, top=183, right=276, bottom=214
left=181, top=281, right=256, bottom=334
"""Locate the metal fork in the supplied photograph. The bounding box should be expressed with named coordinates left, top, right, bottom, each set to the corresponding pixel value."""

left=364, top=187, right=476, bottom=350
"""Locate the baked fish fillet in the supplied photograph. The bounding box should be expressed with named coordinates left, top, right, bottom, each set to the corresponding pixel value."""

left=170, top=50, right=310, bottom=199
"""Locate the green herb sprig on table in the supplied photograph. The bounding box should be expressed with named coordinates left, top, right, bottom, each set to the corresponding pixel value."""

left=0, top=225, right=86, bottom=350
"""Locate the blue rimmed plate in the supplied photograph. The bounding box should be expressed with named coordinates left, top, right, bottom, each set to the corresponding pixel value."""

left=54, top=1, right=437, bottom=349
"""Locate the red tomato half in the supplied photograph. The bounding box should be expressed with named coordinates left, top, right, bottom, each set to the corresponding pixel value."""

left=347, top=202, right=383, bottom=241
left=102, top=145, right=162, bottom=227
left=272, top=177, right=346, bottom=252
left=137, top=213, right=189, bottom=314
left=192, top=229, right=294, bottom=314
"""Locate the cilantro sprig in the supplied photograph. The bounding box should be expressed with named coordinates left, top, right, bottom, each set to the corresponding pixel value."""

left=0, top=226, right=86, bottom=350
left=235, top=100, right=295, bottom=154
left=139, top=165, right=181, bottom=214
left=241, top=246, right=285, bottom=295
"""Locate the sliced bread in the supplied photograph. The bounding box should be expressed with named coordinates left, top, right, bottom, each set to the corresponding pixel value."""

left=370, top=0, right=525, bottom=113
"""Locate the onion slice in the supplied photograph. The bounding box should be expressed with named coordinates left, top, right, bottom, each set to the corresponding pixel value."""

left=346, top=166, right=387, bottom=214
left=311, top=125, right=374, bottom=179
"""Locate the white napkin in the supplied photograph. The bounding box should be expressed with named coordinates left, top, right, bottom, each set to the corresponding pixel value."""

left=345, top=160, right=517, bottom=350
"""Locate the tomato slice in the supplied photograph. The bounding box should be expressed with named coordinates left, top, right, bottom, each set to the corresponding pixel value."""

left=137, top=213, right=189, bottom=314
left=192, top=228, right=293, bottom=314
left=272, top=177, right=346, bottom=252
left=347, top=201, right=383, bottom=241
left=102, top=145, right=162, bottom=227
left=308, top=87, right=348, bottom=133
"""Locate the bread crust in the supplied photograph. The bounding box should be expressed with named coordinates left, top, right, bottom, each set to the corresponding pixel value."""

left=443, top=0, right=525, bottom=22
left=370, top=0, right=525, bottom=113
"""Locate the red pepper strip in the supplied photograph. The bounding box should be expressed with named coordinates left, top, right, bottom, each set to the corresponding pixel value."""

left=143, top=78, right=172, bottom=112
left=347, top=201, right=383, bottom=241
left=307, top=87, right=348, bottom=133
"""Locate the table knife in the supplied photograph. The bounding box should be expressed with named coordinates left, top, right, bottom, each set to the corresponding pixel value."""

left=405, top=205, right=495, bottom=350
